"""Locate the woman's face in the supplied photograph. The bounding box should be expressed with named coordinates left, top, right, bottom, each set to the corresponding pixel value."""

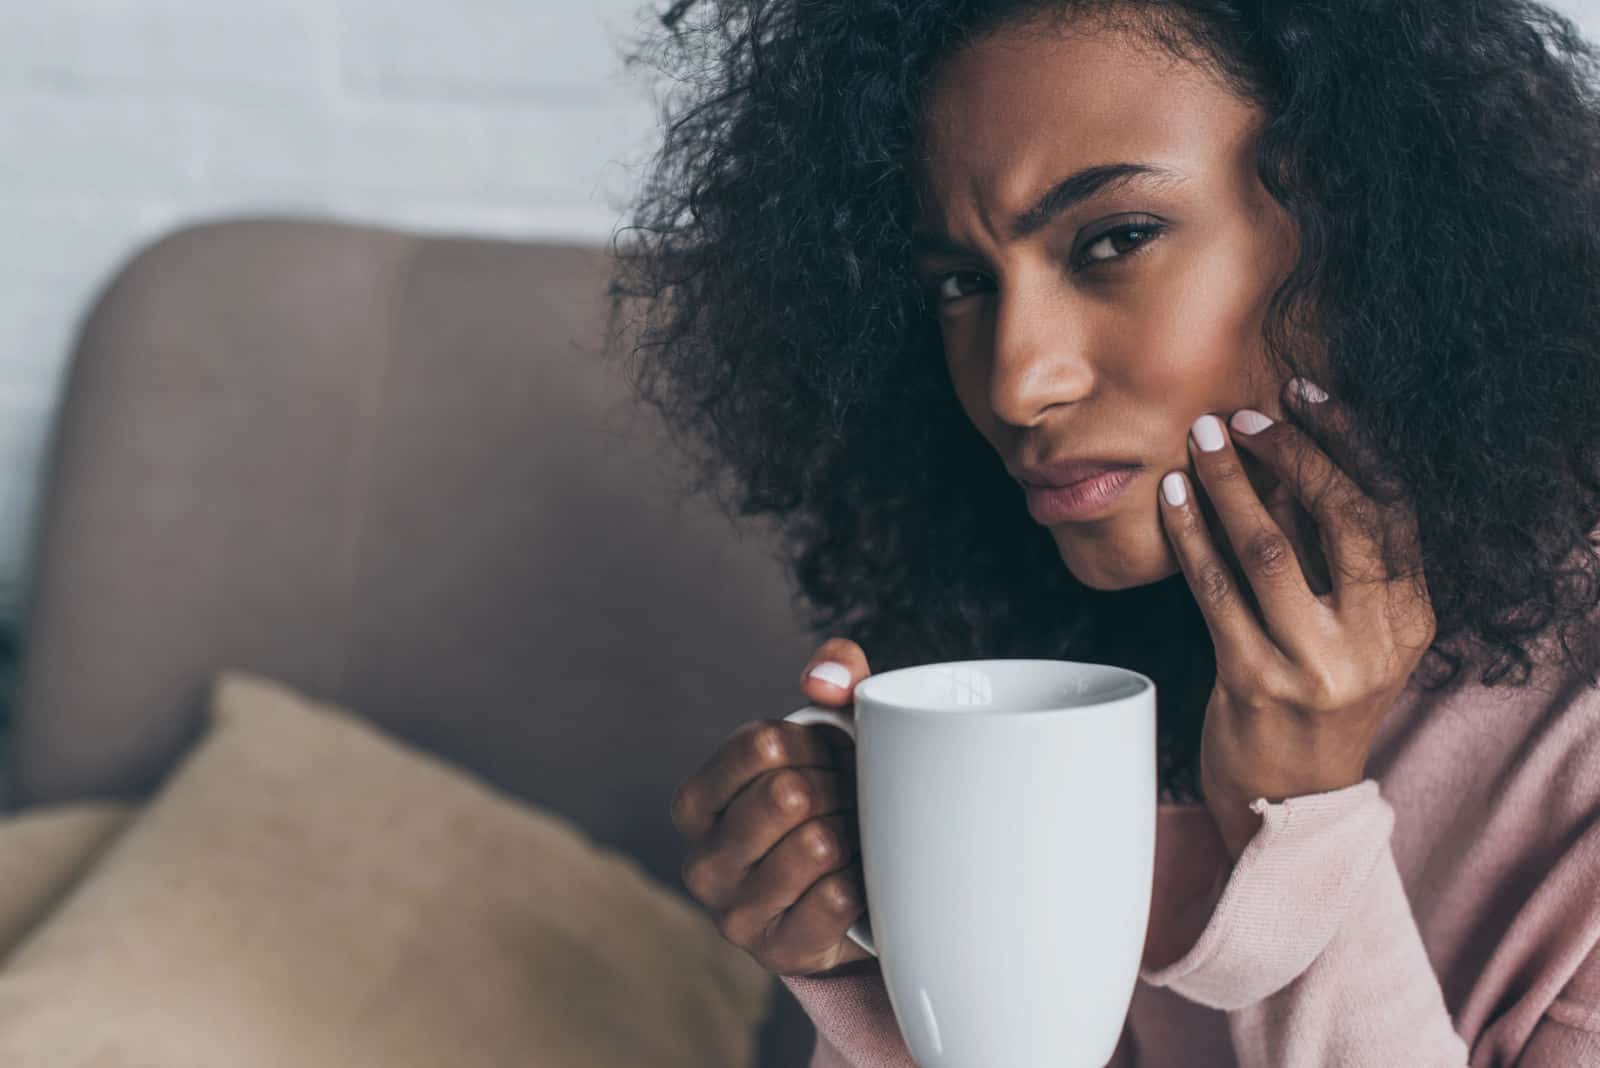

left=912, top=18, right=1305, bottom=590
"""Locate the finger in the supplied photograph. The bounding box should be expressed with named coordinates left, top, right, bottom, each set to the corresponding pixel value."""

left=1231, top=388, right=1403, bottom=607
left=1186, top=413, right=1325, bottom=645
left=671, top=721, right=847, bottom=842
left=798, top=640, right=872, bottom=751
left=717, top=812, right=858, bottom=950
left=800, top=637, right=872, bottom=697
left=711, top=766, right=856, bottom=875
left=759, top=860, right=867, bottom=975
left=682, top=767, right=855, bottom=909
left=1158, top=468, right=1278, bottom=672
left=1274, top=489, right=1334, bottom=598
left=1246, top=449, right=1334, bottom=598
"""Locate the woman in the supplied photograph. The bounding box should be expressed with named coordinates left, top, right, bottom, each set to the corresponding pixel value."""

left=618, top=0, right=1600, bottom=1063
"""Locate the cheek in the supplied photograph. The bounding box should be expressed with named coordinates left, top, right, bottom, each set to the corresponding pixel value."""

left=1120, top=324, right=1239, bottom=428
left=1125, top=259, right=1271, bottom=409
left=1113, top=322, right=1262, bottom=489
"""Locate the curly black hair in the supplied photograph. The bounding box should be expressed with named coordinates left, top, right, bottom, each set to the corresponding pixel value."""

left=607, top=0, right=1600, bottom=803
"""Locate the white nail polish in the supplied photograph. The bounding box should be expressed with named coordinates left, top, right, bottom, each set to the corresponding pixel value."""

left=1161, top=472, right=1187, bottom=506
left=806, top=661, right=852, bottom=689
left=1230, top=409, right=1275, bottom=435
left=1290, top=377, right=1329, bottom=404
left=1191, top=414, right=1226, bottom=452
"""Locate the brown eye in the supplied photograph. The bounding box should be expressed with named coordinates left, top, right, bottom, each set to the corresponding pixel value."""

left=930, top=269, right=994, bottom=304
left=1075, top=221, right=1165, bottom=269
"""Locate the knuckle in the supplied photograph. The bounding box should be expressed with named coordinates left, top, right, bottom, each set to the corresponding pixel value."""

left=1256, top=667, right=1299, bottom=706
left=1337, top=488, right=1379, bottom=530
left=716, top=907, right=751, bottom=947
left=1196, top=561, right=1235, bottom=607
left=669, top=782, right=698, bottom=832
left=801, top=821, right=840, bottom=868
left=767, top=768, right=813, bottom=816
left=751, top=910, right=786, bottom=960
left=1303, top=666, right=1344, bottom=706
left=1243, top=531, right=1293, bottom=577
left=822, top=871, right=861, bottom=916
left=1417, top=609, right=1439, bottom=645
left=746, top=722, right=791, bottom=766
left=681, top=855, right=715, bottom=903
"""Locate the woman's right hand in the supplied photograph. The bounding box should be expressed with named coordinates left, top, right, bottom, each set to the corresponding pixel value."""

left=670, top=638, right=874, bottom=977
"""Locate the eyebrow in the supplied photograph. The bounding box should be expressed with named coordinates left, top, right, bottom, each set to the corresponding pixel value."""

left=910, top=161, right=1186, bottom=259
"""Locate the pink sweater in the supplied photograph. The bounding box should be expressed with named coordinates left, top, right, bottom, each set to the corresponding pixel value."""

left=780, top=634, right=1600, bottom=1066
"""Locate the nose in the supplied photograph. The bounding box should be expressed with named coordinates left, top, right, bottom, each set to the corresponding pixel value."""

left=987, top=284, right=1096, bottom=428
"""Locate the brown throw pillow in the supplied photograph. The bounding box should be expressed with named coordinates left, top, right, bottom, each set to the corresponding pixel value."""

left=0, top=669, right=774, bottom=1066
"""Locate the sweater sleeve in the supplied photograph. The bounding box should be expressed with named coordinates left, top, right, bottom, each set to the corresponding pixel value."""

left=1140, top=778, right=1471, bottom=1066
left=778, top=959, right=916, bottom=1068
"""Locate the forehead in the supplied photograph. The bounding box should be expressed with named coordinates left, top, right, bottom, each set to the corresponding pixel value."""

left=912, top=19, right=1264, bottom=224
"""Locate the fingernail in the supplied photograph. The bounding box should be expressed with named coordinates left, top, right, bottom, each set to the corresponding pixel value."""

left=1230, top=409, right=1275, bottom=435
left=1161, top=471, right=1187, bottom=506
left=1289, top=377, right=1329, bottom=404
left=1191, top=414, right=1226, bottom=452
left=806, top=661, right=852, bottom=689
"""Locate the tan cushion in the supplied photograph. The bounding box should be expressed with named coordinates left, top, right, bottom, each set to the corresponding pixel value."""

left=0, top=669, right=774, bottom=1066
left=0, top=802, right=134, bottom=959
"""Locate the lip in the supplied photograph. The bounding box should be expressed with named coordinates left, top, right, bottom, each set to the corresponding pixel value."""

left=1021, top=467, right=1143, bottom=524
left=1016, top=456, right=1143, bottom=488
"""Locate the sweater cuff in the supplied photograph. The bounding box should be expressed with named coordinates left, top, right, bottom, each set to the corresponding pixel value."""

left=780, top=960, right=919, bottom=1068
left=1138, top=778, right=1396, bottom=1011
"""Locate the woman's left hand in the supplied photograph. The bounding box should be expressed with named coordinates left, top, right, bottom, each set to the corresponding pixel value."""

left=1158, top=377, right=1437, bottom=862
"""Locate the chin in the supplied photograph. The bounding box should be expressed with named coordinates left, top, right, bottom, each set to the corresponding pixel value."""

left=1055, top=523, right=1183, bottom=590
left=1072, top=566, right=1171, bottom=592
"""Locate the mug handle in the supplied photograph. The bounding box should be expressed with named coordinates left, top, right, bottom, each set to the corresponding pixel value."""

left=781, top=705, right=877, bottom=957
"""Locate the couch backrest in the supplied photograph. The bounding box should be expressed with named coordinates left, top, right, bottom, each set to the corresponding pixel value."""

left=2, top=217, right=823, bottom=891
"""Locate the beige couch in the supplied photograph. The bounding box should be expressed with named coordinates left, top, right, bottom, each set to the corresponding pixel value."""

left=0, top=216, right=826, bottom=1065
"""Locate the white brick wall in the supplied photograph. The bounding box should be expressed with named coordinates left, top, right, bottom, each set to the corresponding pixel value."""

left=0, top=0, right=666, bottom=616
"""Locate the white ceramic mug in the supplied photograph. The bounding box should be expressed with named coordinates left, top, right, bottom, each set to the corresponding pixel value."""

left=783, top=658, right=1156, bottom=1068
